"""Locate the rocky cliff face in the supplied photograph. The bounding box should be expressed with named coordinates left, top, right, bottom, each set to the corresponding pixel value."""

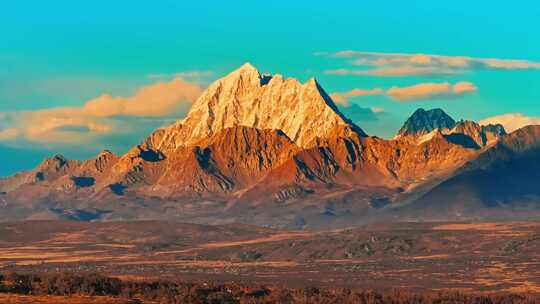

left=396, top=108, right=456, bottom=138
left=396, top=109, right=506, bottom=148
left=145, top=63, right=365, bottom=151
left=450, top=120, right=506, bottom=148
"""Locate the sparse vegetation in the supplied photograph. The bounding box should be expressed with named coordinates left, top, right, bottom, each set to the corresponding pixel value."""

left=0, top=272, right=539, bottom=304
left=238, top=251, right=263, bottom=262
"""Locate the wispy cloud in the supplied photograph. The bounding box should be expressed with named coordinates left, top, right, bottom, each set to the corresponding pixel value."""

left=0, top=128, right=19, bottom=141
left=82, top=77, right=202, bottom=117
left=332, top=81, right=477, bottom=104
left=326, top=66, right=456, bottom=77
left=338, top=104, right=383, bottom=122
left=371, top=107, right=384, bottom=113
left=148, top=70, right=214, bottom=81
left=330, top=88, right=384, bottom=106
left=0, top=77, right=203, bottom=145
left=329, top=88, right=386, bottom=122
left=480, top=113, right=540, bottom=133
left=322, top=51, right=540, bottom=76
left=387, top=82, right=477, bottom=101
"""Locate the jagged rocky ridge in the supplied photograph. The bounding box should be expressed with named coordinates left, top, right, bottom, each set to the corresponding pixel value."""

left=145, top=63, right=365, bottom=151
left=397, top=108, right=456, bottom=137
left=1, top=64, right=539, bottom=228
left=396, top=108, right=506, bottom=148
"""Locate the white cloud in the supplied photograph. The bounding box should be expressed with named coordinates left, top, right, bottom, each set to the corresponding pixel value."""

left=148, top=71, right=214, bottom=81
left=0, top=77, right=204, bottom=145
left=331, top=81, right=477, bottom=105
left=330, top=88, right=384, bottom=105
left=0, top=128, right=19, bottom=140
left=323, top=51, right=540, bottom=76
left=480, top=113, right=540, bottom=133
left=326, top=66, right=456, bottom=77
left=387, top=82, right=478, bottom=101
left=82, top=77, right=202, bottom=117
left=482, top=59, right=540, bottom=69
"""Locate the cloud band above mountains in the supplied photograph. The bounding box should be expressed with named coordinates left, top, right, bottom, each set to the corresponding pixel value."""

left=387, top=82, right=477, bottom=101
left=331, top=81, right=477, bottom=104
left=322, top=51, right=540, bottom=76
left=330, top=88, right=385, bottom=106
left=480, top=113, right=540, bottom=133
left=0, top=77, right=203, bottom=145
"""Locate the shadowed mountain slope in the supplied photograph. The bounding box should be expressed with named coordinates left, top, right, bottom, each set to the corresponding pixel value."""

left=403, top=125, right=540, bottom=220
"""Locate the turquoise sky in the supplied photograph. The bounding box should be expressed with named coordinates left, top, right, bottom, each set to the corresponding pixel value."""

left=1, top=1, right=539, bottom=176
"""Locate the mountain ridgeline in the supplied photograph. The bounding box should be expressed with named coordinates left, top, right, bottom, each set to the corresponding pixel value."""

left=1, top=64, right=539, bottom=229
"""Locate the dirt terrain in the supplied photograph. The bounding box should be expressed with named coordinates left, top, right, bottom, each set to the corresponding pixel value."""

left=0, top=294, right=138, bottom=304
left=1, top=221, right=539, bottom=294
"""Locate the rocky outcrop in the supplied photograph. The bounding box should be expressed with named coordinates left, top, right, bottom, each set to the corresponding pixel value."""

left=396, top=108, right=456, bottom=139
left=396, top=109, right=506, bottom=149
left=449, top=120, right=506, bottom=148
left=144, top=63, right=366, bottom=151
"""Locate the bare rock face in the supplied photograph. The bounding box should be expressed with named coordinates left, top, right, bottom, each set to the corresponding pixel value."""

left=146, top=126, right=300, bottom=197
left=144, top=63, right=365, bottom=151
left=34, top=154, right=80, bottom=182
left=450, top=120, right=506, bottom=148
left=0, top=154, right=81, bottom=193
left=79, top=150, right=119, bottom=174
left=396, top=109, right=506, bottom=149
left=396, top=108, right=456, bottom=139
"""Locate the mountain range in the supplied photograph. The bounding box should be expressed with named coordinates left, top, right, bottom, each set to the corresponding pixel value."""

left=1, top=63, right=539, bottom=229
